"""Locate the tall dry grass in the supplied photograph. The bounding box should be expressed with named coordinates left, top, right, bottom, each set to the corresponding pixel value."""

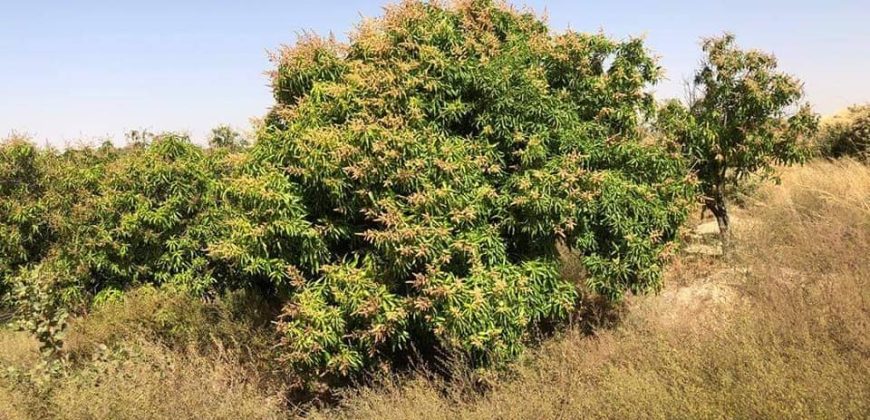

left=0, top=334, right=289, bottom=420
left=51, top=341, right=287, bottom=420
left=0, top=289, right=290, bottom=420
left=309, top=159, right=870, bottom=419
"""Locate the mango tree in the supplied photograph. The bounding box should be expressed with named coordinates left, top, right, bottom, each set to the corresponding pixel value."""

left=659, top=34, right=817, bottom=235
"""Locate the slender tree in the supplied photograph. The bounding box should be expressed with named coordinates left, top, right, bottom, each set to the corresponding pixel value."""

left=660, top=33, right=818, bottom=235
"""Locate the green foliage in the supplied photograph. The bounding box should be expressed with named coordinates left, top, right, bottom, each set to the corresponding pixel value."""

left=50, top=134, right=225, bottom=297
left=1, top=134, right=226, bottom=311
left=259, top=0, right=693, bottom=380
left=277, top=259, right=411, bottom=378
left=0, top=137, right=50, bottom=298
left=658, top=33, right=818, bottom=233
left=206, top=153, right=330, bottom=287
left=208, top=125, right=249, bottom=150
left=0, top=136, right=215, bottom=361
left=9, top=264, right=71, bottom=360
left=816, top=104, right=869, bottom=161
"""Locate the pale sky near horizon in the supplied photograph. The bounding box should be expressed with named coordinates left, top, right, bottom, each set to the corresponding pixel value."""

left=1, top=1, right=868, bottom=147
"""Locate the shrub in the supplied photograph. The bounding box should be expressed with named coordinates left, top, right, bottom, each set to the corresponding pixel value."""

left=816, top=104, right=869, bottom=161
left=8, top=264, right=71, bottom=360
left=307, top=161, right=870, bottom=420
left=30, top=134, right=231, bottom=303
left=0, top=137, right=50, bottom=300
left=1, top=135, right=236, bottom=353
left=256, top=0, right=694, bottom=380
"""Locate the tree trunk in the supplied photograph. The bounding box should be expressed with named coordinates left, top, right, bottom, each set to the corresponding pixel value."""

left=704, top=194, right=729, bottom=237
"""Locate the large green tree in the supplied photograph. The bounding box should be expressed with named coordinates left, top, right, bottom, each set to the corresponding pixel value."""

left=255, top=0, right=694, bottom=379
left=659, top=34, right=818, bottom=235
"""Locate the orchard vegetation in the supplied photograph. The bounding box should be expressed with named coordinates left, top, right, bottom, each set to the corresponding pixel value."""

left=816, top=103, right=869, bottom=161
left=658, top=34, right=818, bottom=235
left=2, top=0, right=854, bottom=414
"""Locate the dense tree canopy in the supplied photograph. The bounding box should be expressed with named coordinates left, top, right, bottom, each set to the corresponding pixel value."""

left=256, top=0, right=694, bottom=378
left=1, top=137, right=49, bottom=292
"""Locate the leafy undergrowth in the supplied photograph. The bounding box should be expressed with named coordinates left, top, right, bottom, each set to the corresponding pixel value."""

left=1, top=159, right=867, bottom=419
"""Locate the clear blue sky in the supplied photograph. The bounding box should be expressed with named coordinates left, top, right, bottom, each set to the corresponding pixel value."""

left=2, top=0, right=867, bottom=146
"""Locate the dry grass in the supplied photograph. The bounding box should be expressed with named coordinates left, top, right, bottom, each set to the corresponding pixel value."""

left=309, top=159, right=870, bottom=419
left=63, top=285, right=279, bottom=365
left=0, top=329, right=42, bottom=420
left=50, top=341, right=287, bottom=420
left=0, top=289, right=289, bottom=420
left=0, top=337, right=289, bottom=420
left=1, top=159, right=867, bottom=419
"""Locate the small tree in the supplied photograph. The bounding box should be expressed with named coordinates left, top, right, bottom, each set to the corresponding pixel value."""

left=125, top=129, right=155, bottom=147
left=659, top=34, right=818, bottom=235
left=208, top=125, right=249, bottom=149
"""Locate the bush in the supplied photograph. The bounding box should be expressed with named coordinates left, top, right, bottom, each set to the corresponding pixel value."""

left=816, top=104, right=869, bottom=161
left=0, top=134, right=236, bottom=356
left=73, top=134, right=224, bottom=294
left=256, top=0, right=694, bottom=380
left=307, top=160, right=870, bottom=420
left=0, top=137, right=50, bottom=301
